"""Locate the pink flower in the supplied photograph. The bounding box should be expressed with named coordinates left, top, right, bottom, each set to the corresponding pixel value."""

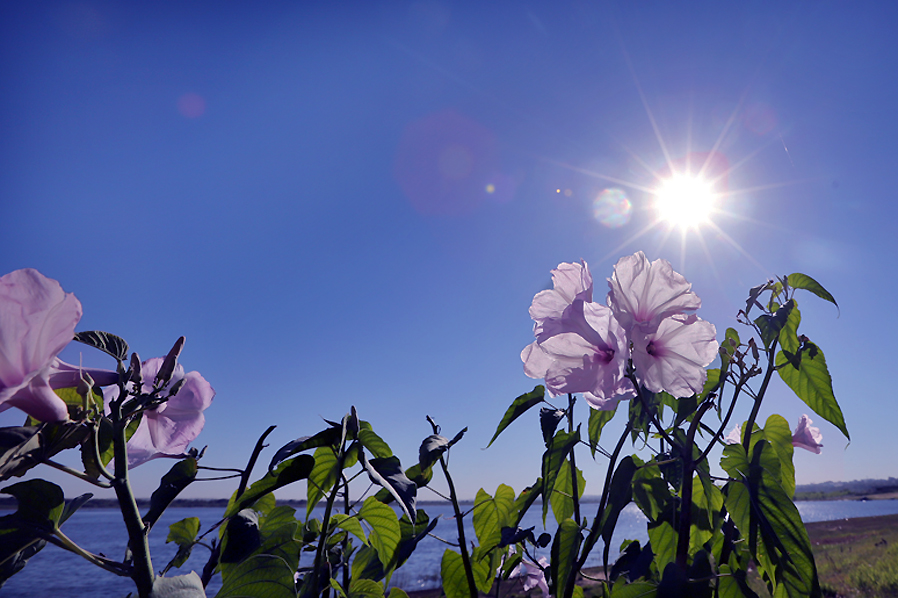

left=606, top=251, right=701, bottom=334
left=630, top=314, right=718, bottom=398
left=792, top=414, right=823, bottom=454
left=512, top=555, right=549, bottom=598
left=105, top=357, right=214, bottom=467
left=0, top=269, right=116, bottom=421
left=522, top=300, right=634, bottom=405
left=529, top=260, right=593, bottom=339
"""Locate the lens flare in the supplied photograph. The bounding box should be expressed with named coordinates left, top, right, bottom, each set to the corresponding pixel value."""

left=593, top=188, right=632, bottom=228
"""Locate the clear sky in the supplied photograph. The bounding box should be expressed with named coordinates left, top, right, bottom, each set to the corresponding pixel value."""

left=2, top=2, right=895, bottom=501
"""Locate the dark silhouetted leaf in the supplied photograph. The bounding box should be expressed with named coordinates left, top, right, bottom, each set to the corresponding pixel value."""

left=487, top=386, right=544, bottom=447
left=73, top=330, right=129, bottom=361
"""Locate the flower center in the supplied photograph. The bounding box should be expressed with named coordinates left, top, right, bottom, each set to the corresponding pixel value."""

left=594, top=348, right=615, bottom=364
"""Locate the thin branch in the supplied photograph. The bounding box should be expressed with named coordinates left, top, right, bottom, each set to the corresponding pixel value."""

left=44, top=459, right=112, bottom=488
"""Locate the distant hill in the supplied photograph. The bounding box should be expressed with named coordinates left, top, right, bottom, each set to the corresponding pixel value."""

left=795, top=477, right=898, bottom=500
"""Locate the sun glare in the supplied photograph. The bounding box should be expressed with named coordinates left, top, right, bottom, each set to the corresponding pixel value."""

left=654, top=174, right=716, bottom=230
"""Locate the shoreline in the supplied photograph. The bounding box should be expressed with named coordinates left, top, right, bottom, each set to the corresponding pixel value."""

left=401, top=512, right=898, bottom=598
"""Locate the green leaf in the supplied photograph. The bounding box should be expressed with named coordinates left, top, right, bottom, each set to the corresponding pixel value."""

left=362, top=455, right=416, bottom=523
left=763, top=415, right=796, bottom=498
left=541, top=429, right=579, bottom=524
left=469, top=544, right=498, bottom=594
left=221, top=509, right=261, bottom=564
left=216, top=554, right=296, bottom=598
left=1, top=422, right=88, bottom=482
left=359, top=497, right=401, bottom=568
left=148, top=572, right=207, bottom=598
left=551, top=519, right=581, bottom=597
left=441, top=549, right=473, bottom=598
left=785, top=273, right=838, bottom=309
left=472, top=485, right=515, bottom=550
left=540, top=407, right=566, bottom=446
left=647, top=520, right=676, bottom=576
left=755, top=300, right=794, bottom=349
left=167, top=517, right=200, bottom=546
left=631, top=460, right=669, bottom=522
left=776, top=343, right=848, bottom=440
left=404, top=462, right=433, bottom=487
left=551, top=462, right=585, bottom=525
left=73, top=330, right=129, bottom=361
left=351, top=545, right=385, bottom=582
left=224, top=454, right=314, bottom=519
left=777, top=302, right=802, bottom=355
left=393, top=510, right=439, bottom=569
left=388, top=588, right=410, bottom=598
left=588, top=407, right=616, bottom=457
left=609, top=578, right=658, bottom=597
left=331, top=513, right=367, bottom=545
left=512, top=481, right=541, bottom=527
left=307, top=446, right=340, bottom=517
left=2, top=479, right=64, bottom=530
left=722, top=441, right=821, bottom=598
left=359, top=428, right=393, bottom=459
left=166, top=517, right=200, bottom=569
left=348, top=578, right=384, bottom=598
left=601, top=456, right=636, bottom=569
left=418, top=434, right=451, bottom=470
left=487, top=386, right=544, bottom=447
left=268, top=426, right=341, bottom=472
left=144, top=459, right=198, bottom=530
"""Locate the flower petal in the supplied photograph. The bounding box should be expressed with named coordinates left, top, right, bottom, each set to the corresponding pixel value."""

left=632, top=314, right=718, bottom=397
left=606, top=252, right=701, bottom=333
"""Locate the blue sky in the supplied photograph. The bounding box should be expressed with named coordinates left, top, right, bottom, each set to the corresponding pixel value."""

left=2, top=2, right=895, bottom=501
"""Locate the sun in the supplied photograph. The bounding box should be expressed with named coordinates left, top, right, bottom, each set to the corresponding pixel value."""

left=654, top=174, right=716, bottom=230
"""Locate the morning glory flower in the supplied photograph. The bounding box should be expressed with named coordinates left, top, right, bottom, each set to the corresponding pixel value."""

left=529, top=260, right=593, bottom=339
left=792, top=414, right=823, bottom=454
left=105, top=356, right=214, bottom=467
left=630, top=313, right=718, bottom=398
left=606, top=251, right=701, bottom=334
left=511, top=554, right=549, bottom=598
left=0, top=268, right=116, bottom=422
left=523, top=300, right=634, bottom=405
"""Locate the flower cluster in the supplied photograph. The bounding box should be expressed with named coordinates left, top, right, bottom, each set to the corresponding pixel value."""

left=522, top=252, right=719, bottom=409
left=0, top=268, right=213, bottom=467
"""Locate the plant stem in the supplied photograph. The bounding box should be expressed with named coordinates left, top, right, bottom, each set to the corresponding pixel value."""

left=439, top=454, right=479, bottom=598
left=44, top=459, right=112, bottom=488
left=110, top=401, right=155, bottom=597
left=567, top=394, right=581, bottom=525
left=313, top=446, right=346, bottom=597
left=742, top=340, right=778, bottom=457
left=50, top=529, right=130, bottom=576
left=568, top=421, right=632, bottom=598
left=675, top=401, right=713, bottom=571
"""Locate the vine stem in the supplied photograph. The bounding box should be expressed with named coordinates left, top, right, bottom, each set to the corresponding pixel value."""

left=44, top=459, right=112, bottom=488
left=439, top=453, right=479, bottom=598
left=742, top=339, right=778, bottom=457
left=110, top=399, right=155, bottom=597
left=567, top=394, right=581, bottom=525
left=427, top=415, right=478, bottom=598
left=566, top=421, right=633, bottom=598
left=675, top=400, right=713, bottom=571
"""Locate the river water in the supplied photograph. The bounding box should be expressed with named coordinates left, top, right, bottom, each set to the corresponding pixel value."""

left=3, top=499, right=898, bottom=597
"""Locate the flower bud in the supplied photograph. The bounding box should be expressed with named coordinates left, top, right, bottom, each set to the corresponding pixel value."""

left=167, top=378, right=186, bottom=397
left=155, top=336, right=185, bottom=386
left=129, top=353, right=143, bottom=386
